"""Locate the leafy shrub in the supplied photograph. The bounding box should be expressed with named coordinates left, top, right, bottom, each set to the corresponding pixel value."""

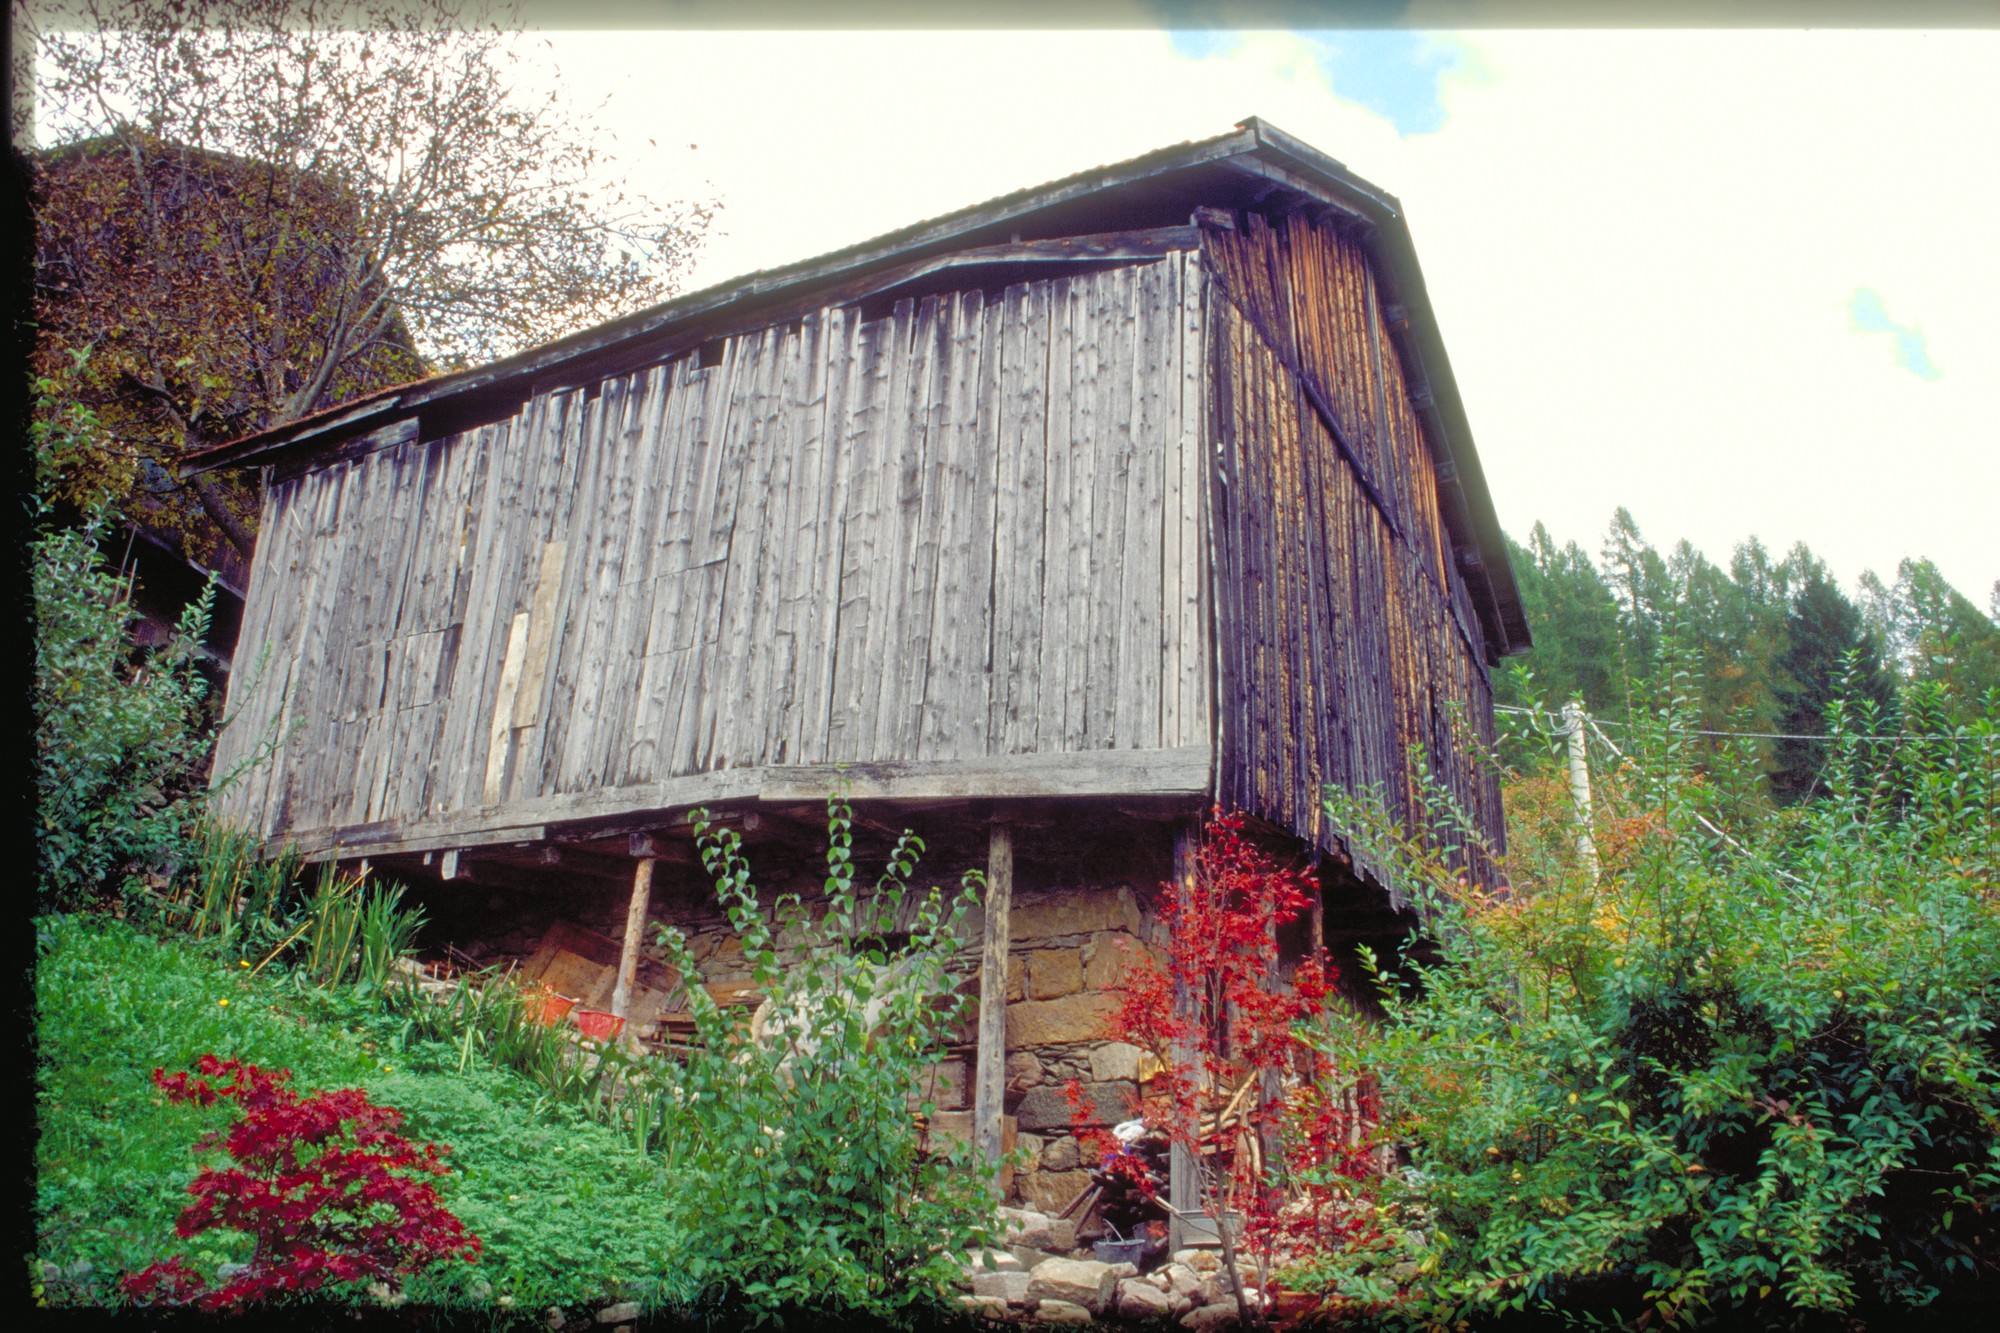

left=33, top=518, right=215, bottom=912
left=121, top=1055, right=480, bottom=1310
left=650, top=793, right=994, bottom=1324
left=1298, top=677, right=2000, bottom=1327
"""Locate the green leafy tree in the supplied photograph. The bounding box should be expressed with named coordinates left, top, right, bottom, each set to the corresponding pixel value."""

left=1298, top=677, right=2000, bottom=1328
left=32, top=0, right=714, bottom=559
left=32, top=394, right=216, bottom=911
left=1600, top=507, right=1675, bottom=671
left=1863, top=558, right=2000, bottom=719
left=1496, top=524, right=1626, bottom=716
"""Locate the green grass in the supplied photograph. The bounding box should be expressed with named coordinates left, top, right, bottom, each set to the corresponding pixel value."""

left=34, top=913, right=693, bottom=1320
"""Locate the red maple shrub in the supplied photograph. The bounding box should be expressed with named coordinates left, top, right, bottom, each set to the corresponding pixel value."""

left=121, top=1055, right=480, bottom=1311
left=1117, top=811, right=1368, bottom=1319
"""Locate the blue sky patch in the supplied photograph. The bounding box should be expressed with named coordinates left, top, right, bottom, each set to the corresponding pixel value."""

left=1297, top=30, right=1458, bottom=136
left=1166, top=29, right=1244, bottom=61
left=1848, top=288, right=1941, bottom=380
left=1163, top=23, right=1458, bottom=137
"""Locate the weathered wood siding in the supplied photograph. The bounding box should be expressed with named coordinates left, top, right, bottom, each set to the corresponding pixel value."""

left=1202, top=213, right=1504, bottom=889
left=212, top=255, right=1213, bottom=844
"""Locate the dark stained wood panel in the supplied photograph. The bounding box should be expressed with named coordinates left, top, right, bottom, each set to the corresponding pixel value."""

left=1201, top=214, right=1503, bottom=894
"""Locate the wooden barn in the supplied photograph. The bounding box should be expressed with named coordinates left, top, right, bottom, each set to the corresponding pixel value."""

left=189, top=118, right=1528, bottom=1212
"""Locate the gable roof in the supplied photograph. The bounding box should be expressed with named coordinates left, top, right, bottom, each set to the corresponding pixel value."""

left=184, top=118, right=1529, bottom=656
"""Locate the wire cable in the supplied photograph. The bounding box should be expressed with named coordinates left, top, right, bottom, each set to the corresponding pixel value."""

left=1492, top=704, right=1993, bottom=745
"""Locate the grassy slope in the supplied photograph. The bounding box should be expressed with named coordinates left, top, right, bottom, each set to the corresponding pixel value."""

left=33, top=914, right=692, bottom=1318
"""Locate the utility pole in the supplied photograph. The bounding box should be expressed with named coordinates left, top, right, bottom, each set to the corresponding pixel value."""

left=1562, top=701, right=1599, bottom=880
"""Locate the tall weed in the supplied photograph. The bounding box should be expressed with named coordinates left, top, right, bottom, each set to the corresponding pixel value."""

left=647, top=791, right=995, bottom=1324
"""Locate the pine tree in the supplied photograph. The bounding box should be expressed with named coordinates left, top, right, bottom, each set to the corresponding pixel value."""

left=1496, top=524, right=1625, bottom=715
left=1770, top=559, right=1898, bottom=804
left=1600, top=508, right=1673, bottom=673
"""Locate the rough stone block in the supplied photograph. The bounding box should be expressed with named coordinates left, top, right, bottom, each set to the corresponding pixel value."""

left=1026, top=1257, right=1117, bottom=1313
left=926, top=1109, right=974, bottom=1148
left=1006, top=993, right=1121, bottom=1048
left=1162, top=1265, right=1207, bottom=1302
left=1008, top=955, right=1025, bottom=1001
left=1016, top=1080, right=1135, bottom=1131
left=1087, top=1041, right=1146, bottom=1084
left=1080, top=933, right=1153, bottom=991
left=1040, top=1135, right=1079, bottom=1171
left=1181, top=1302, right=1241, bottom=1331
left=964, top=1248, right=1024, bottom=1274
left=970, top=1270, right=1034, bottom=1304
left=1009, top=1245, right=1058, bottom=1271
left=1018, top=1167, right=1091, bottom=1217
left=998, top=1207, right=1075, bottom=1255
left=922, top=1059, right=969, bottom=1110
left=1006, top=1049, right=1046, bottom=1092
left=1010, top=889, right=1142, bottom=943
left=1026, top=948, right=1084, bottom=999
left=959, top=1294, right=1009, bottom=1319
left=1034, top=1298, right=1094, bottom=1324
left=1116, top=1279, right=1174, bottom=1319
left=596, top=1303, right=639, bottom=1324
left=1173, top=1249, right=1222, bottom=1274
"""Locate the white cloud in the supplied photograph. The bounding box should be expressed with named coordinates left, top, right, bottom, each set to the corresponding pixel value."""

left=540, top=26, right=1999, bottom=606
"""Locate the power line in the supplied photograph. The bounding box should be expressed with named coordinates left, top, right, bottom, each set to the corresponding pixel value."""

left=1492, top=704, right=1994, bottom=745
left=1578, top=713, right=1805, bottom=887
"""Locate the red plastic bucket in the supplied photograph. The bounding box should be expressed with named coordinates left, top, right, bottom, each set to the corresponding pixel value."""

left=524, top=989, right=577, bottom=1027
left=574, top=1008, right=626, bottom=1041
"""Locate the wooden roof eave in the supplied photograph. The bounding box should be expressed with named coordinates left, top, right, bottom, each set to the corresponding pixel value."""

left=180, top=127, right=1263, bottom=478
left=1228, top=120, right=1530, bottom=658
left=182, top=117, right=1528, bottom=655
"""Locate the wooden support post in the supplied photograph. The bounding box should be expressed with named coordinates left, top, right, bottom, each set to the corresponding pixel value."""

left=610, top=856, right=656, bottom=1020
left=972, top=820, right=1014, bottom=1195
left=1562, top=701, right=1599, bottom=880
left=1168, top=820, right=1199, bottom=1252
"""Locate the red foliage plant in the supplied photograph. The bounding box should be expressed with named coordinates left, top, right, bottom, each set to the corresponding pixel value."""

left=1117, top=812, right=1370, bottom=1291
left=121, top=1056, right=480, bottom=1311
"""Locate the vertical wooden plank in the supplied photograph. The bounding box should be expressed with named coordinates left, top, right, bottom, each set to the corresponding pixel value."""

left=972, top=820, right=1014, bottom=1187
left=987, top=279, right=1050, bottom=756
left=438, top=393, right=553, bottom=813
left=596, top=364, right=672, bottom=785
left=916, top=289, right=990, bottom=761
left=1117, top=259, right=1168, bottom=751
left=1085, top=266, right=1134, bottom=750
left=712, top=320, right=788, bottom=768
left=610, top=857, right=656, bottom=1020
left=1034, top=275, right=1082, bottom=752
left=793, top=306, right=860, bottom=765
left=686, top=334, right=759, bottom=772
left=763, top=313, right=829, bottom=764
left=828, top=308, right=892, bottom=756
left=1177, top=251, right=1210, bottom=752
left=629, top=357, right=705, bottom=783
left=827, top=300, right=903, bottom=762
left=730, top=322, right=807, bottom=768
left=871, top=295, right=946, bottom=762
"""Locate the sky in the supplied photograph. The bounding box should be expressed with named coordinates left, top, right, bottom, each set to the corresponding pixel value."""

left=514, top=22, right=1997, bottom=613
left=34, top=12, right=1992, bottom=609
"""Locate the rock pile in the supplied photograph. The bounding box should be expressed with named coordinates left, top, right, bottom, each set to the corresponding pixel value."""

left=955, top=1207, right=1276, bottom=1327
